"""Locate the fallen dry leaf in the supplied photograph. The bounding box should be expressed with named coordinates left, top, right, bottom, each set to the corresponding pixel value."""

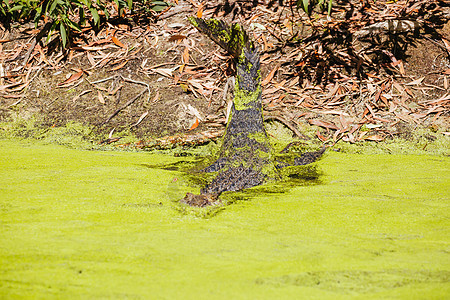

left=58, top=70, right=83, bottom=86
left=86, top=51, right=96, bottom=66
left=75, top=46, right=109, bottom=51
left=398, top=61, right=405, bottom=76
left=262, top=87, right=279, bottom=95
left=0, top=82, right=25, bottom=91
left=111, top=60, right=127, bottom=71
left=189, top=117, right=199, bottom=131
left=442, top=38, right=450, bottom=55
left=316, top=130, right=328, bottom=142
left=168, top=34, right=187, bottom=42
left=108, top=128, right=115, bottom=139
left=339, top=115, right=352, bottom=130
left=182, top=47, right=189, bottom=64
left=7, top=83, right=28, bottom=92
left=404, top=87, right=414, bottom=97
left=365, top=103, right=376, bottom=118
left=2, top=94, right=22, bottom=98
left=326, top=83, right=340, bottom=98
left=315, top=110, right=349, bottom=116
left=109, top=84, right=123, bottom=95
left=261, top=64, right=280, bottom=86
left=112, top=36, right=126, bottom=49
left=132, top=111, right=149, bottom=127
left=343, top=132, right=356, bottom=143
left=197, top=3, right=203, bottom=18
left=405, top=77, right=425, bottom=86
left=309, top=119, right=339, bottom=130
left=152, top=68, right=174, bottom=77
left=72, top=90, right=92, bottom=102
left=98, top=90, right=105, bottom=104
left=187, top=79, right=206, bottom=95
left=363, top=134, right=385, bottom=142
left=152, top=90, right=160, bottom=103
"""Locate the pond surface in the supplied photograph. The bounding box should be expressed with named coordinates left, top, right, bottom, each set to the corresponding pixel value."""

left=0, top=139, right=449, bottom=299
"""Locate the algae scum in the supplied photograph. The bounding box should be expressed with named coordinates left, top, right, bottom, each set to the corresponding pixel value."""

left=1, top=139, right=449, bottom=299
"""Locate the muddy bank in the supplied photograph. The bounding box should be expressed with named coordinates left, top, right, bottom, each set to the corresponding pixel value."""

left=1, top=1, right=449, bottom=146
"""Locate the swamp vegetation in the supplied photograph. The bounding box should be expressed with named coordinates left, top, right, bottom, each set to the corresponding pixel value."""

left=0, top=138, right=449, bottom=298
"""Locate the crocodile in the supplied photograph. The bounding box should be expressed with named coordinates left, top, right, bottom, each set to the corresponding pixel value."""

left=182, top=17, right=325, bottom=206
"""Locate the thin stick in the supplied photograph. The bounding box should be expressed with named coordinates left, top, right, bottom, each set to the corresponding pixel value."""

left=157, top=6, right=191, bottom=20
left=264, top=114, right=310, bottom=140
left=7, top=68, right=42, bottom=108
left=90, top=76, right=118, bottom=84
left=102, top=89, right=147, bottom=125
left=120, top=75, right=151, bottom=102
left=22, top=22, right=52, bottom=67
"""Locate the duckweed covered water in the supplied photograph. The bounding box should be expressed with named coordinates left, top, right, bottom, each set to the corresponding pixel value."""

left=0, top=139, right=449, bottom=299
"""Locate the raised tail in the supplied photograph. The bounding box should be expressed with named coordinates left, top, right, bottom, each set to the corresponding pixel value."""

left=188, top=17, right=254, bottom=60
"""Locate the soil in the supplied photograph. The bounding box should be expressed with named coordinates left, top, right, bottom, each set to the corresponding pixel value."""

left=1, top=3, right=225, bottom=140
left=0, top=0, right=449, bottom=145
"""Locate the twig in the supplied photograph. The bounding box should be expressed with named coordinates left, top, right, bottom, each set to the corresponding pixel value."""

left=22, top=22, right=52, bottom=67
left=264, top=114, right=310, bottom=140
left=157, top=6, right=192, bottom=20
left=102, top=88, right=147, bottom=125
left=7, top=68, right=42, bottom=108
left=90, top=76, right=118, bottom=84
left=120, top=75, right=151, bottom=101
left=423, top=36, right=450, bottom=54
left=120, top=75, right=148, bottom=86
left=265, top=24, right=284, bottom=43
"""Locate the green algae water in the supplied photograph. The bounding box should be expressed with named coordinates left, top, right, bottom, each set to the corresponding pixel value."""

left=0, top=139, right=449, bottom=299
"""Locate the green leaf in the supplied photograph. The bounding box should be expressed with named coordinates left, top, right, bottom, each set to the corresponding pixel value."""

left=49, top=0, right=58, bottom=14
left=302, top=0, right=309, bottom=15
left=34, top=6, right=42, bottom=24
left=79, top=6, right=85, bottom=25
left=9, top=5, right=24, bottom=12
left=328, top=0, right=332, bottom=15
left=127, top=0, right=132, bottom=9
left=150, top=5, right=166, bottom=12
left=65, top=19, right=81, bottom=32
left=151, top=1, right=169, bottom=5
left=46, top=21, right=58, bottom=44
left=60, top=22, right=67, bottom=48
left=4, top=0, right=11, bottom=10
left=72, top=1, right=85, bottom=7
left=113, top=0, right=127, bottom=15
left=80, top=0, right=90, bottom=8
left=89, top=7, right=100, bottom=25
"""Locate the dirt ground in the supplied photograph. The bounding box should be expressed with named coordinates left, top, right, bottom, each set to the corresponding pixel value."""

left=1, top=6, right=221, bottom=139
left=0, top=0, right=449, bottom=147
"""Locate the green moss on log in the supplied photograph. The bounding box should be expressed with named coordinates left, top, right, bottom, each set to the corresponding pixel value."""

left=233, top=84, right=261, bottom=110
left=188, top=17, right=253, bottom=61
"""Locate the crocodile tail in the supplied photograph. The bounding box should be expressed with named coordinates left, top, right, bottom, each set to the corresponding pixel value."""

left=189, top=17, right=261, bottom=92
left=188, top=17, right=255, bottom=60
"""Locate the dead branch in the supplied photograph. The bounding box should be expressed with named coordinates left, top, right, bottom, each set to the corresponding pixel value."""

left=102, top=88, right=147, bottom=125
